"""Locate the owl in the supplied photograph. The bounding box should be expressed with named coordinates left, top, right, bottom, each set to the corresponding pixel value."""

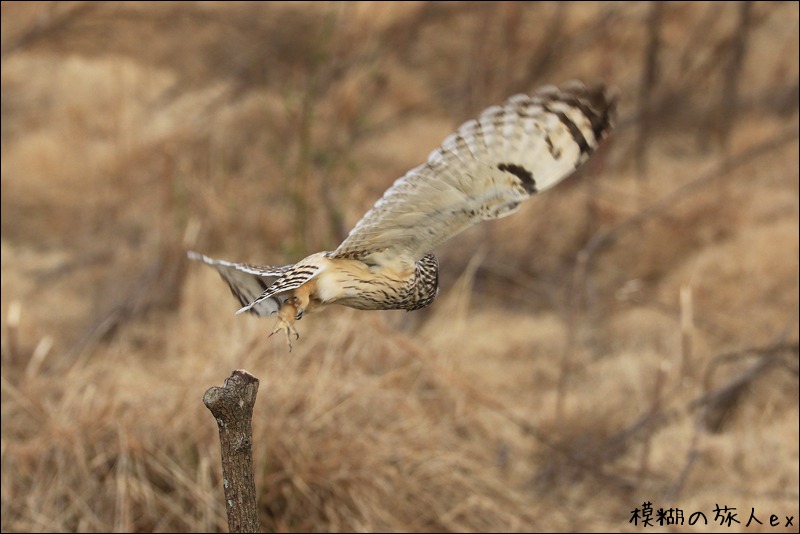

left=189, top=81, right=616, bottom=349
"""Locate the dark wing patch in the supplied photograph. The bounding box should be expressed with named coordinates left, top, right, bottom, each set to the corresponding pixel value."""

left=497, top=163, right=537, bottom=193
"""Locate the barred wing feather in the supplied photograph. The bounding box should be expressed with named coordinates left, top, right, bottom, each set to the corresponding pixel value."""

left=187, top=251, right=293, bottom=317
left=331, top=82, right=615, bottom=266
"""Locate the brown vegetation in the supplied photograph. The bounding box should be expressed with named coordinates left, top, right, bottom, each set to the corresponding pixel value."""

left=1, top=2, right=798, bottom=532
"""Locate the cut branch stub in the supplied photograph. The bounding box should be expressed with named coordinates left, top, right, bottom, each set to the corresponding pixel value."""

left=204, top=370, right=261, bottom=533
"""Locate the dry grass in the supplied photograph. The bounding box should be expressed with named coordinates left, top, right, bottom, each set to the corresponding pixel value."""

left=1, top=1, right=798, bottom=532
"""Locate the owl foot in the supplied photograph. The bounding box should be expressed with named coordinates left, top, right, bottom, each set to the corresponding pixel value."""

left=269, top=317, right=299, bottom=351
left=269, top=297, right=302, bottom=351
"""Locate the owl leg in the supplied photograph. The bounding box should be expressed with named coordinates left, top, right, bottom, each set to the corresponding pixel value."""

left=269, top=285, right=314, bottom=351
left=269, top=298, right=301, bottom=351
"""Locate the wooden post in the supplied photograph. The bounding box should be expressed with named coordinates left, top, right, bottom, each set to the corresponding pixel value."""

left=203, top=370, right=261, bottom=533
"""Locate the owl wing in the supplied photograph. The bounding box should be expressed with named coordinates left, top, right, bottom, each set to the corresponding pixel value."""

left=187, top=251, right=294, bottom=317
left=330, top=81, right=615, bottom=266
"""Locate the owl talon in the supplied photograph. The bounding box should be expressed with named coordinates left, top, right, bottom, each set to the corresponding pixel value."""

left=269, top=318, right=300, bottom=351
left=269, top=296, right=304, bottom=351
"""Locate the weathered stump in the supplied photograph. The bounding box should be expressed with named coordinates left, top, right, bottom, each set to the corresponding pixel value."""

left=203, top=370, right=261, bottom=533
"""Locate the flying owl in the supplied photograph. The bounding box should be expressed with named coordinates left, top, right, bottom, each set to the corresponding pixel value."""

left=189, top=81, right=616, bottom=349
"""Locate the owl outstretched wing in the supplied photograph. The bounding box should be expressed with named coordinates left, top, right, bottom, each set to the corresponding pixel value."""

left=187, top=251, right=294, bottom=316
left=330, top=81, right=615, bottom=266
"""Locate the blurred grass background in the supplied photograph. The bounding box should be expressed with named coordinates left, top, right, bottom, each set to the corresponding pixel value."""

left=1, top=1, right=798, bottom=532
